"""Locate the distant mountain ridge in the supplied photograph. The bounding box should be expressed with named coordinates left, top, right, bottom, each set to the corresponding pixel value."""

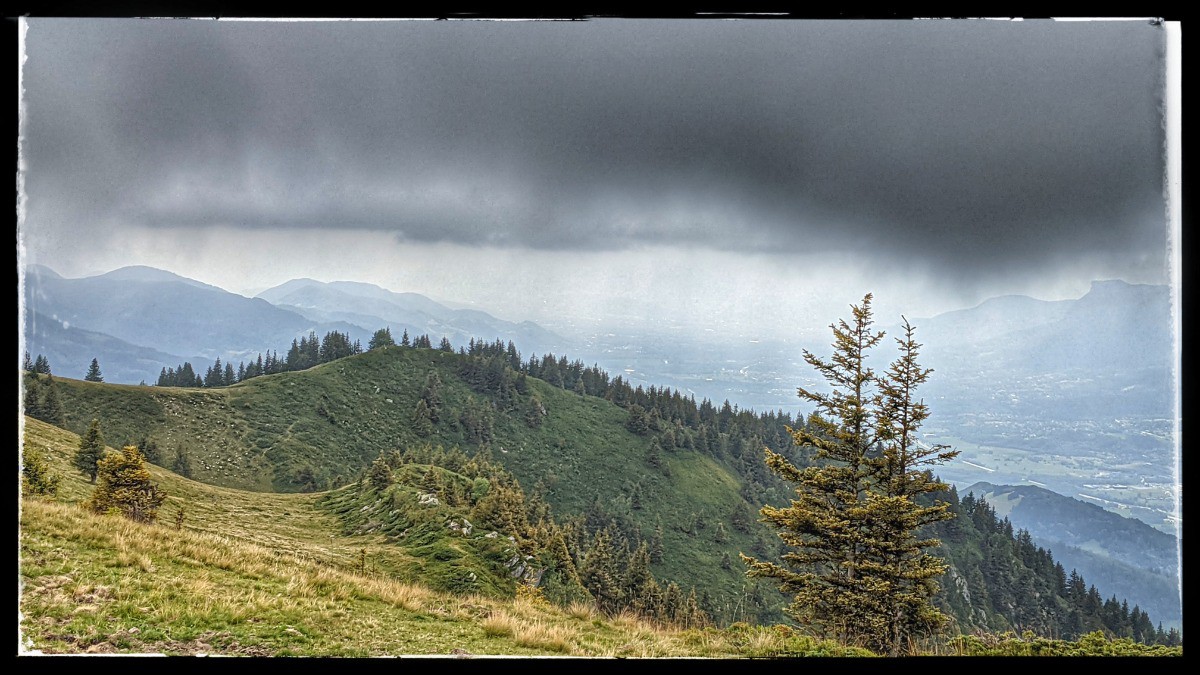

left=24, top=310, right=209, bottom=384
left=967, top=481, right=1181, bottom=629
left=23, top=265, right=372, bottom=383
left=22, top=265, right=566, bottom=385
left=255, top=278, right=567, bottom=357
left=916, top=279, right=1172, bottom=374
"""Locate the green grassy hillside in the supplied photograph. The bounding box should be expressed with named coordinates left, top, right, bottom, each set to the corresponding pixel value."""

left=25, top=346, right=1184, bottom=641
left=20, top=416, right=874, bottom=657
left=36, top=348, right=775, bottom=620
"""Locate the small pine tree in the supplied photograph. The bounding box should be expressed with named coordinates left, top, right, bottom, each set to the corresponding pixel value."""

left=525, top=396, right=547, bottom=429
left=579, top=526, right=625, bottom=615
left=86, top=445, right=166, bottom=523
left=367, top=455, right=393, bottom=491
left=39, top=380, right=65, bottom=426
left=22, top=351, right=34, bottom=373
left=172, top=448, right=193, bottom=479
left=646, top=439, right=663, bottom=469
left=84, top=358, right=104, bottom=382
left=368, top=327, right=395, bottom=350
left=420, top=372, right=443, bottom=423
left=731, top=505, right=752, bottom=533
left=21, top=444, right=61, bottom=497
left=626, top=404, right=651, bottom=435
left=650, top=519, right=665, bottom=563
left=137, top=437, right=162, bottom=465
left=412, top=399, right=434, bottom=437
left=22, top=379, right=44, bottom=420
left=34, top=354, right=51, bottom=374
left=75, top=418, right=105, bottom=483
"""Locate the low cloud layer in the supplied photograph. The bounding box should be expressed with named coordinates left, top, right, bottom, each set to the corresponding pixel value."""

left=22, top=19, right=1169, bottom=288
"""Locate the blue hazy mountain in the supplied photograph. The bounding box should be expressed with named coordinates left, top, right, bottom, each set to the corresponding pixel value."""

left=256, top=278, right=568, bottom=356
left=914, top=280, right=1173, bottom=415
left=24, top=309, right=210, bottom=385
left=22, top=265, right=372, bottom=383
left=22, top=265, right=566, bottom=385
left=967, top=481, right=1181, bottom=629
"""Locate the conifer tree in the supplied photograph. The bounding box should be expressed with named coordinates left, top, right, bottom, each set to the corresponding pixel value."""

left=366, top=454, right=393, bottom=491
left=22, top=351, right=34, bottom=373
left=34, top=354, right=51, bottom=374
left=137, top=437, right=162, bottom=465
left=742, top=294, right=889, bottom=648
left=21, top=444, right=61, bottom=497
left=173, top=448, right=193, bottom=479
left=867, top=317, right=960, bottom=655
left=539, top=527, right=590, bottom=605
left=650, top=518, right=665, bottom=564
left=412, top=399, right=434, bottom=437
left=75, top=418, right=105, bottom=483
left=624, top=542, right=660, bottom=616
left=579, top=526, right=625, bottom=615
left=646, top=439, right=664, bottom=470
left=22, top=379, right=44, bottom=420
left=86, top=445, right=166, bottom=523
left=39, top=379, right=65, bottom=426
left=368, top=327, right=395, bottom=350
left=420, top=372, right=443, bottom=423
left=525, top=395, right=546, bottom=429
left=84, top=358, right=104, bottom=382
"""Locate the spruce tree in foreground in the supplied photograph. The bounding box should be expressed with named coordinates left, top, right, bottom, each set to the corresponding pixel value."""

left=743, top=294, right=883, bottom=646
left=742, top=294, right=958, bottom=655
left=84, top=358, right=104, bottom=382
left=75, top=418, right=106, bottom=483
left=869, top=318, right=960, bottom=655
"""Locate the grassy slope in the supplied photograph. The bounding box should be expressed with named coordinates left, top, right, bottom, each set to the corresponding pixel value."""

left=41, top=349, right=765, bottom=615
left=20, top=417, right=871, bottom=657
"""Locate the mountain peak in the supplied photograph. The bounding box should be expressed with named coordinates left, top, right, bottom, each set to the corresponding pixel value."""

left=1079, top=278, right=1167, bottom=305
left=93, top=266, right=224, bottom=292
left=1090, top=279, right=1133, bottom=290
left=24, top=263, right=63, bottom=280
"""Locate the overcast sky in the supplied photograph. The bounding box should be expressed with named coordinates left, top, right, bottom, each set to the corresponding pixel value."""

left=18, top=18, right=1170, bottom=339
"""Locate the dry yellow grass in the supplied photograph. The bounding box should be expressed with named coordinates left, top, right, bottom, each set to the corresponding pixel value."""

left=512, top=619, right=576, bottom=653
left=18, top=417, right=880, bottom=657
left=566, top=600, right=599, bottom=621
left=481, top=610, right=518, bottom=637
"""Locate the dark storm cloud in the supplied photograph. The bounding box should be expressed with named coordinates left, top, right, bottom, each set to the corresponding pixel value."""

left=23, top=19, right=1167, bottom=279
